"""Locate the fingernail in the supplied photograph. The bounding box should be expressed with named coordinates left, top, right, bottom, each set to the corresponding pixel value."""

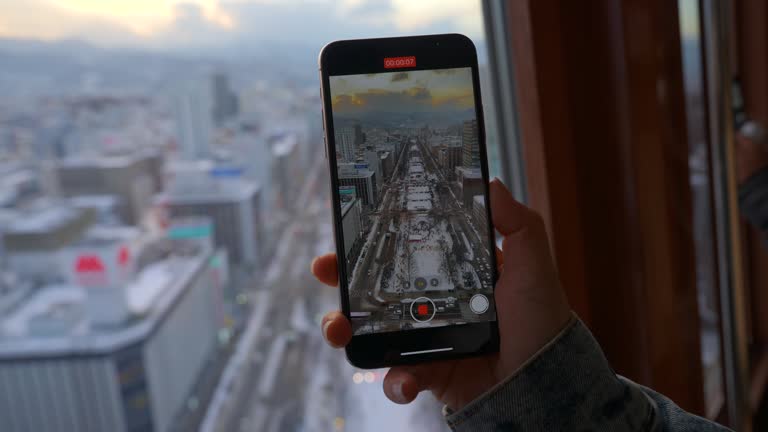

left=391, top=379, right=407, bottom=403
left=310, top=256, right=318, bottom=271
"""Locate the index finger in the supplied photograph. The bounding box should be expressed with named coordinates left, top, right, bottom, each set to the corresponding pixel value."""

left=311, top=253, right=339, bottom=287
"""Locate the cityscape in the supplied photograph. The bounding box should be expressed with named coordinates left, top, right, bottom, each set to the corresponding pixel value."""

left=330, top=69, right=496, bottom=335
left=0, top=40, right=453, bottom=431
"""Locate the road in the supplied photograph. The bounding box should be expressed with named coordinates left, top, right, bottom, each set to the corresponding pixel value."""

left=346, top=131, right=496, bottom=335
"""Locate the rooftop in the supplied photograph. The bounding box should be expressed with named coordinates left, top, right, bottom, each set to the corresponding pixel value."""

left=0, top=250, right=211, bottom=359
left=161, top=178, right=260, bottom=204
left=3, top=206, right=82, bottom=234
left=456, top=166, right=482, bottom=179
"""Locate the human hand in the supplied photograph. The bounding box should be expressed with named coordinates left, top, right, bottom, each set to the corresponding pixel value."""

left=311, top=178, right=571, bottom=411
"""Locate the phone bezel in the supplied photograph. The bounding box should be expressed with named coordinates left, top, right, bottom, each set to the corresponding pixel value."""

left=319, top=34, right=499, bottom=369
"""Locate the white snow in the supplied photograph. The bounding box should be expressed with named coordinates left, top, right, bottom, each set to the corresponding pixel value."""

left=2, top=286, right=86, bottom=337
left=406, top=200, right=432, bottom=211
left=407, top=192, right=431, bottom=201
left=125, top=262, right=173, bottom=314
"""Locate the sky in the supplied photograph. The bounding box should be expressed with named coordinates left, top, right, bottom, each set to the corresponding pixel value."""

left=0, top=0, right=485, bottom=49
left=330, top=68, right=474, bottom=115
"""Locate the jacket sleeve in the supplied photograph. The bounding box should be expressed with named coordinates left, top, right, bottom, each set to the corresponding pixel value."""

left=444, top=316, right=731, bottom=432
left=739, top=166, right=768, bottom=233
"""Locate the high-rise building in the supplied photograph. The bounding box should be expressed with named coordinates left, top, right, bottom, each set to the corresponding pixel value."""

left=338, top=163, right=378, bottom=208
left=334, top=127, right=357, bottom=162
left=354, top=124, right=365, bottom=146
left=0, top=245, right=223, bottom=432
left=55, top=152, right=164, bottom=225
left=269, top=133, right=300, bottom=207
left=461, top=119, right=480, bottom=168
left=379, top=151, right=394, bottom=182
left=174, top=80, right=214, bottom=159
left=456, top=166, right=483, bottom=208
left=439, top=144, right=463, bottom=179
left=340, top=197, right=363, bottom=271
left=363, top=147, right=383, bottom=192
left=211, top=73, right=240, bottom=126
left=472, top=195, right=488, bottom=234
left=160, top=179, right=263, bottom=268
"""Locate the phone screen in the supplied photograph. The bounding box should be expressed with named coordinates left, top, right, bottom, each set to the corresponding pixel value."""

left=327, top=67, right=496, bottom=335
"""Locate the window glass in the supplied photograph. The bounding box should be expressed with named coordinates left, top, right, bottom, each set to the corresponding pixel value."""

left=678, top=0, right=725, bottom=418
left=0, top=1, right=498, bottom=431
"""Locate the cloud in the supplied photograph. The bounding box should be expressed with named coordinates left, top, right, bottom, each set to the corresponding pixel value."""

left=0, top=0, right=140, bottom=46
left=390, top=72, right=409, bottom=82
left=0, top=0, right=486, bottom=55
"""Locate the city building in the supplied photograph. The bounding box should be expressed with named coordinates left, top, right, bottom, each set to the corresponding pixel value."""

left=353, top=124, right=365, bottom=146
left=68, top=195, right=122, bottom=226
left=174, top=80, right=214, bottom=159
left=159, top=178, right=263, bottom=269
left=211, top=73, right=240, bottom=126
left=0, top=244, right=224, bottom=432
left=472, top=195, right=488, bottom=234
left=334, top=127, right=357, bottom=162
left=461, top=119, right=480, bottom=168
left=338, top=163, right=378, bottom=208
left=60, top=225, right=143, bottom=326
left=363, top=147, right=383, bottom=192
left=379, top=151, right=394, bottom=182
left=456, top=166, right=483, bottom=208
left=439, top=144, right=463, bottom=180
left=269, top=133, right=300, bottom=208
left=2, top=204, right=95, bottom=283
left=55, top=152, right=164, bottom=225
left=340, top=196, right=363, bottom=271
left=0, top=164, right=41, bottom=207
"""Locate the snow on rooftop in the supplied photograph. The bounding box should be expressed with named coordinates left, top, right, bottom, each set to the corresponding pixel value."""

left=407, top=200, right=432, bottom=211
left=7, top=206, right=79, bottom=233
left=0, top=252, right=210, bottom=357
left=407, top=192, right=431, bottom=201
left=408, top=186, right=430, bottom=194
left=272, top=134, right=297, bottom=156
left=125, top=261, right=173, bottom=314
left=69, top=195, right=121, bottom=207
left=59, top=154, right=137, bottom=169
left=163, top=178, right=260, bottom=203
left=2, top=286, right=86, bottom=338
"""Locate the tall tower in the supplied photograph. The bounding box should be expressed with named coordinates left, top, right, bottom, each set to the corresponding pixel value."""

left=461, top=119, right=479, bottom=168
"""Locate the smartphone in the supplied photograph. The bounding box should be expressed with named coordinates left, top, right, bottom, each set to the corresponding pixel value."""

left=319, top=34, right=499, bottom=368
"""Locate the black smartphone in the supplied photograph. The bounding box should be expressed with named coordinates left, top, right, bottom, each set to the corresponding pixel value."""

left=319, top=34, right=499, bottom=368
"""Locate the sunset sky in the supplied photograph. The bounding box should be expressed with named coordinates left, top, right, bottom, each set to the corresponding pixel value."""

left=0, top=0, right=484, bottom=48
left=330, top=68, right=474, bottom=114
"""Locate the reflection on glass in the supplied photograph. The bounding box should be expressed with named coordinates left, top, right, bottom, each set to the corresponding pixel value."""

left=678, top=0, right=725, bottom=418
left=0, top=1, right=494, bottom=431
